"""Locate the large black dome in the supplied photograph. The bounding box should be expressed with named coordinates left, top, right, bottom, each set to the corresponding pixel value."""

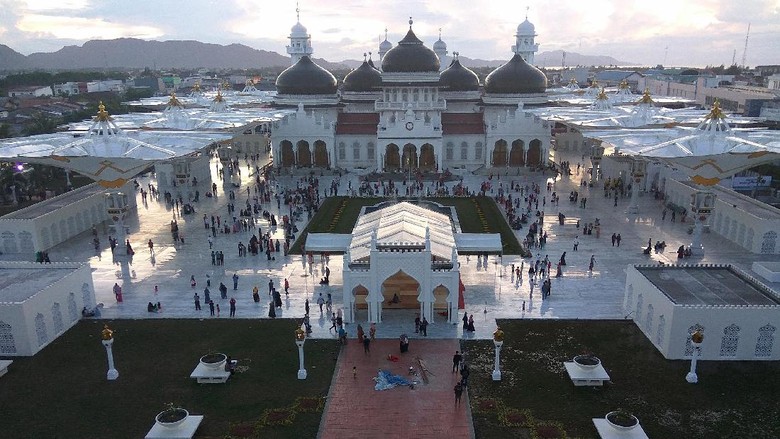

left=439, top=59, right=479, bottom=91
left=343, top=60, right=382, bottom=92
left=484, top=54, right=547, bottom=94
left=381, top=28, right=440, bottom=73
left=275, top=56, right=338, bottom=95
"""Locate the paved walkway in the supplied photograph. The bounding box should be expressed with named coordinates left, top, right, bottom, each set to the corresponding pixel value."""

left=15, top=149, right=778, bottom=342
left=318, top=339, right=472, bottom=439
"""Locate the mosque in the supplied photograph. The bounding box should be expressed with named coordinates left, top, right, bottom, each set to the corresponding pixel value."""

left=271, top=12, right=552, bottom=173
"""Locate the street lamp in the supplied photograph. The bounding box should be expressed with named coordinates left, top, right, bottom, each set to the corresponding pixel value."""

left=689, top=191, right=716, bottom=256
left=589, top=144, right=605, bottom=186
left=295, top=327, right=307, bottom=380
left=627, top=158, right=646, bottom=214
left=101, top=324, right=119, bottom=380
left=492, top=326, right=505, bottom=381
left=686, top=330, right=703, bottom=383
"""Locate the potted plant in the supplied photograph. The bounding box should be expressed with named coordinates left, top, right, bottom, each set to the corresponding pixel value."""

left=155, top=403, right=189, bottom=429
left=573, top=353, right=601, bottom=370
left=605, top=408, right=638, bottom=431
left=200, top=352, right=227, bottom=370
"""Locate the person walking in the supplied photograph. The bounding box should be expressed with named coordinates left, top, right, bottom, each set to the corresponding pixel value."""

left=284, top=278, right=289, bottom=295
left=317, top=293, right=325, bottom=312
left=420, top=317, right=429, bottom=336
left=305, top=298, right=310, bottom=315
left=611, top=233, right=616, bottom=247
left=573, top=236, right=579, bottom=251
left=452, top=351, right=462, bottom=373
left=369, top=322, right=376, bottom=340
left=229, top=297, right=236, bottom=317
left=454, top=382, right=463, bottom=406
left=589, top=255, right=595, bottom=271
left=326, top=293, right=333, bottom=312
left=232, top=272, right=239, bottom=290
left=329, top=313, right=337, bottom=331
left=616, top=233, right=622, bottom=247
left=194, top=293, right=201, bottom=311
left=209, top=300, right=215, bottom=316
left=363, top=335, right=371, bottom=354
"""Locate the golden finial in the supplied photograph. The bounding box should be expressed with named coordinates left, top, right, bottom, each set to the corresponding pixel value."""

left=295, top=327, right=306, bottom=341
left=638, top=88, right=654, bottom=104
left=193, top=82, right=201, bottom=92
left=213, top=90, right=224, bottom=103
left=95, top=101, right=112, bottom=122
left=691, top=330, right=704, bottom=344
left=493, top=326, right=505, bottom=342
left=569, top=77, right=577, bottom=84
left=167, top=92, right=182, bottom=107
left=705, top=100, right=725, bottom=120
left=619, top=79, right=629, bottom=90
left=590, top=79, right=599, bottom=88
left=597, top=87, right=609, bottom=100
left=101, top=324, right=114, bottom=341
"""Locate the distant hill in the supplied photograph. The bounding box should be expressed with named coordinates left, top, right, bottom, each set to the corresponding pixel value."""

left=0, top=38, right=348, bottom=71
left=0, top=40, right=636, bottom=72
left=534, top=50, right=638, bottom=68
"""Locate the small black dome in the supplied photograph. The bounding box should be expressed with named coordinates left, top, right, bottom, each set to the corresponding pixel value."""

left=439, top=59, right=479, bottom=91
left=343, top=61, right=382, bottom=92
left=484, top=54, right=547, bottom=94
left=381, top=28, right=440, bottom=73
left=275, top=56, right=338, bottom=95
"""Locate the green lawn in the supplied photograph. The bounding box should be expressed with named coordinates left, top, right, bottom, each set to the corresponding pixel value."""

left=464, top=320, right=780, bottom=439
left=0, top=319, right=339, bottom=439
left=290, top=196, right=526, bottom=255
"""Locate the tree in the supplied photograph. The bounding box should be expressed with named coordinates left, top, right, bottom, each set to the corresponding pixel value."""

left=0, top=123, right=11, bottom=139
left=22, top=112, right=60, bottom=136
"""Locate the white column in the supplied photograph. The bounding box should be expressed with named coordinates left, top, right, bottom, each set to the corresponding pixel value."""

left=690, top=217, right=705, bottom=255
left=103, top=339, right=119, bottom=380
left=296, top=339, right=307, bottom=379
left=628, top=176, right=640, bottom=214
left=686, top=340, right=701, bottom=383
left=492, top=340, right=503, bottom=381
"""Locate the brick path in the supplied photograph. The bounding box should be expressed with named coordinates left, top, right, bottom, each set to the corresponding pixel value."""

left=318, top=339, right=473, bottom=439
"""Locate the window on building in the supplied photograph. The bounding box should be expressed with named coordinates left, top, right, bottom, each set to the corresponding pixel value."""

left=353, top=143, right=361, bottom=160
left=755, top=324, right=776, bottom=357
left=338, top=142, right=346, bottom=160
left=719, top=324, right=740, bottom=357
left=446, top=142, right=454, bottom=160
left=367, top=142, right=375, bottom=160
left=475, top=142, right=483, bottom=160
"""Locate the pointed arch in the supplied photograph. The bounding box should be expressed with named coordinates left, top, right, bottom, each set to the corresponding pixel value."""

left=492, top=139, right=508, bottom=166
left=296, top=140, right=311, bottom=167
left=509, top=139, right=525, bottom=166
left=527, top=139, right=542, bottom=166
left=385, top=144, right=400, bottom=170
left=420, top=144, right=435, bottom=171
left=313, top=140, right=329, bottom=167
left=280, top=140, right=295, bottom=167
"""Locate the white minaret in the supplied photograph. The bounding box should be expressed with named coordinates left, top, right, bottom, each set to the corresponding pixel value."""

left=433, top=28, right=449, bottom=71
left=286, top=2, right=313, bottom=66
left=512, top=7, right=539, bottom=64
left=378, top=28, right=392, bottom=62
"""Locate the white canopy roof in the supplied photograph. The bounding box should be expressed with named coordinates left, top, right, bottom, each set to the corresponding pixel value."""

left=454, top=233, right=503, bottom=253
left=304, top=233, right=351, bottom=252
left=349, top=202, right=455, bottom=262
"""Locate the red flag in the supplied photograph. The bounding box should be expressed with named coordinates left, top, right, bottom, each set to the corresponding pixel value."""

left=458, top=273, right=465, bottom=309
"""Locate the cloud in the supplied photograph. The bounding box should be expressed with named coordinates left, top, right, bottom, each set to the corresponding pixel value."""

left=17, top=14, right=164, bottom=41
left=22, top=0, right=90, bottom=11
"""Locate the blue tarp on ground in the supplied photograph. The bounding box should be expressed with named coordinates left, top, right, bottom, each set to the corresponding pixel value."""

left=374, top=369, right=411, bottom=391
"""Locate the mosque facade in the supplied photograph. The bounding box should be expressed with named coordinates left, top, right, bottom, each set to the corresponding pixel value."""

left=271, top=16, right=552, bottom=173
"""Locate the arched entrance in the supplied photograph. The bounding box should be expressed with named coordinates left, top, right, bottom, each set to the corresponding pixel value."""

left=280, top=140, right=295, bottom=167
left=509, top=140, right=525, bottom=166
left=527, top=139, right=542, bottom=166
left=381, top=270, right=419, bottom=309
left=420, top=144, right=436, bottom=171
left=385, top=144, right=400, bottom=170
left=433, top=285, right=450, bottom=322
left=493, top=139, right=508, bottom=166
left=297, top=141, right=311, bottom=167
left=352, top=285, right=368, bottom=321
left=402, top=144, right=418, bottom=171
left=313, top=140, right=328, bottom=167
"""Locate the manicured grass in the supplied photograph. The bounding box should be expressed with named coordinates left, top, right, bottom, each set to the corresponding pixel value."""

left=291, top=196, right=526, bottom=255
left=464, top=320, right=780, bottom=439
left=0, top=319, right=339, bottom=439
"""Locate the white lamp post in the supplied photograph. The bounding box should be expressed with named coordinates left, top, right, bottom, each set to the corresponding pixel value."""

left=295, top=327, right=307, bottom=380
left=686, top=330, right=703, bottom=384
left=492, top=326, right=504, bottom=381
left=627, top=159, right=646, bottom=214
left=101, top=324, right=119, bottom=380
left=689, top=191, right=716, bottom=256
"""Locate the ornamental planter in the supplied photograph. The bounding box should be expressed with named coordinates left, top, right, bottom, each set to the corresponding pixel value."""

left=200, top=353, right=227, bottom=370
left=573, top=354, right=601, bottom=370
left=605, top=410, right=638, bottom=431
left=155, top=408, right=189, bottom=429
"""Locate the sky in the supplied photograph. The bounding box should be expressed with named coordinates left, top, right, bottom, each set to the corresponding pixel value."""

left=0, top=0, right=778, bottom=68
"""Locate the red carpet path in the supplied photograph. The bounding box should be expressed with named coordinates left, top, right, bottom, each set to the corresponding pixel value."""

left=318, top=339, right=474, bottom=439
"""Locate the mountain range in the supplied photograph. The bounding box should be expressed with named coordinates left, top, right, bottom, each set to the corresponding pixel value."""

left=0, top=39, right=637, bottom=72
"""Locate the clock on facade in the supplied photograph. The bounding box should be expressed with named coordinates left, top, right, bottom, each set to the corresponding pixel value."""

left=405, top=121, right=414, bottom=131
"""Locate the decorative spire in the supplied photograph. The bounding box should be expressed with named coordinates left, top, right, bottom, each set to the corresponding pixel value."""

left=638, top=88, right=654, bottom=105
left=526, top=5, right=530, bottom=20
left=363, top=52, right=367, bottom=61
left=95, top=101, right=112, bottom=122
left=454, top=51, right=459, bottom=60
left=385, top=27, right=388, bottom=40
left=619, top=79, right=629, bottom=90
left=705, top=100, right=725, bottom=121
left=296, top=1, right=300, bottom=22
left=409, top=16, right=413, bottom=29
left=213, top=89, right=224, bottom=103
left=596, top=88, right=608, bottom=101
left=438, top=28, right=442, bottom=40
left=167, top=92, right=182, bottom=108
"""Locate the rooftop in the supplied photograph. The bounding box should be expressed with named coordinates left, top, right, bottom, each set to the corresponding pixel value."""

left=636, top=265, right=780, bottom=306
left=0, top=264, right=81, bottom=303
